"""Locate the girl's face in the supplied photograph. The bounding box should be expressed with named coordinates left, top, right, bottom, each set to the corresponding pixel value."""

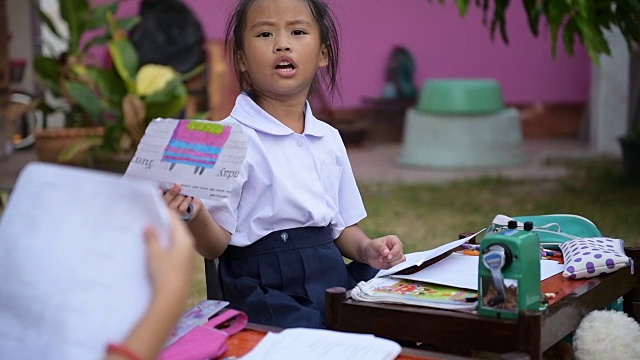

left=239, top=0, right=328, bottom=102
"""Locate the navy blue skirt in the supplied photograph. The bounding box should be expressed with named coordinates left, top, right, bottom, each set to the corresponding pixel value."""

left=219, top=226, right=377, bottom=328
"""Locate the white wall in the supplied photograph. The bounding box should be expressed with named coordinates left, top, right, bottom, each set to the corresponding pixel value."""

left=589, top=29, right=630, bottom=157
left=7, top=0, right=37, bottom=93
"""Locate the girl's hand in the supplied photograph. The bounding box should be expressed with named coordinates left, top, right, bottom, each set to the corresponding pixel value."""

left=364, top=235, right=406, bottom=269
left=162, top=184, right=204, bottom=222
left=144, top=211, right=195, bottom=297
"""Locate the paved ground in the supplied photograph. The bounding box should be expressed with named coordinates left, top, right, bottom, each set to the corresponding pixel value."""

left=347, top=139, right=596, bottom=184
left=0, top=138, right=598, bottom=190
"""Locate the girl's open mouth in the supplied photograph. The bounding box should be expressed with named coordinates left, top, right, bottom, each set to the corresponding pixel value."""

left=275, top=61, right=296, bottom=73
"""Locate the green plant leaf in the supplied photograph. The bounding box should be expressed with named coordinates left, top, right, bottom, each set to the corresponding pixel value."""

left=144, top=78, right=188, bottom=119
left=86, top=67, right=127, bottom=106
left=33, top=56, right=62, bottom=93
left=523, top=0, right=540, bottom=37
left=480, top=0, right=489, bottom=25
left=575, top=15, right=611, bottom=63
left=488, top=0, right=510, bottom=43
left=82, top=34, right=111, bottom=53
left=434, top=0, right=639, bottom=65
left=59, top=0, right=90, bottom=54
left=543, top=0, right=569, bottom=58
left=562, top=18, right=577, bottom=57
left=64, top=81, right=103, bottom=120
left=116, top=16, right=141, bottom=32
left=454, top=0, right=471, bottom=16
left=180, top=63, right=206, bottom=82
left=86, top=1, right=120, bottom=30
left=101, top=122, right=125, bottom=152
left=59, top=137, right=103, bottom=162
left=108, top=38, right=139, bottom=93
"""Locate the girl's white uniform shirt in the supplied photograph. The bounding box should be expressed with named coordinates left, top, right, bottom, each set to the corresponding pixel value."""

left=206, top=94, right=367, bottom=247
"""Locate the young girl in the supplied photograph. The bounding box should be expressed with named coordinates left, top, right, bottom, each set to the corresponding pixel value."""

left=164, top=0, right=406, bottom=328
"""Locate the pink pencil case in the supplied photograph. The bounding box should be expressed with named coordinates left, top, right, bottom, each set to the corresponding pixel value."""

left=159, top=309, right=248, bottom=360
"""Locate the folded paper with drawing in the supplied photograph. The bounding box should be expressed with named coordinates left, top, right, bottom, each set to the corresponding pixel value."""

left=124, top=118, right=248, bottom=200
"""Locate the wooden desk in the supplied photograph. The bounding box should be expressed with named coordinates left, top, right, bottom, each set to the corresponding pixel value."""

left=325, top=247, right=640, bottom=360
left=221, top=323, right=477, bottom=360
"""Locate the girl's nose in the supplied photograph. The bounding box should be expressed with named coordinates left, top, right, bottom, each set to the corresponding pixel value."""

left=274, top=37, right=291, bottom=52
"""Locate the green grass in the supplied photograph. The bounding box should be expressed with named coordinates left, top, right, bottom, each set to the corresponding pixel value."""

left=189, top=157, right=640, bottom=306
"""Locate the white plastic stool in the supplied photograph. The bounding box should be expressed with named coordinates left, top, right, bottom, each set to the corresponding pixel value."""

left=397, top=108, right=526, bottom=167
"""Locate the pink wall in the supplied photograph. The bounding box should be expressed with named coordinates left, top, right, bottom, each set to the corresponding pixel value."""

left=109, top=0, right=590, bottom=108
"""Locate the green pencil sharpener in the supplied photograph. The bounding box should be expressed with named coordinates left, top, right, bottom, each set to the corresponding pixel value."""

left=478, top=221, right=541, bottom=319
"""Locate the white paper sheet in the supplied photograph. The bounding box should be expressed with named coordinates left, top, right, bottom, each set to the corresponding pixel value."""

left=124, top=118, right=247, bottom=200
left=392, top=253, right=565, bottom=290
left=0, top=162, right=171, bottom=360
left=241, top=328, right=401, bottom=360
left=375, top=229, right=485, bottom=278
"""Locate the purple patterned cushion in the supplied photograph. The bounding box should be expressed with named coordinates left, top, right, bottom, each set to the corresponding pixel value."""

left=559, top=237, right=632, bottom=279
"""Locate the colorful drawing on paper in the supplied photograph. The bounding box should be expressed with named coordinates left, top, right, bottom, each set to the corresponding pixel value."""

left=162, top=121, right=232, bottom=175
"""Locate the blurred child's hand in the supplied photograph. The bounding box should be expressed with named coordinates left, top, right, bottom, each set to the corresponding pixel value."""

left=144, top=211, right=195, bottom=298
left=162, top=184, right=204, bottom=222
left=365, top=235, right=406, bottom=269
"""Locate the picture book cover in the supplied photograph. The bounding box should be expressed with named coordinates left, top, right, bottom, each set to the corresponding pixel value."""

left=351, top=277, right=477, bottom=311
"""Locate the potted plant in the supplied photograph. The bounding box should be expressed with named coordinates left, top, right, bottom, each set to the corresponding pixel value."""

left=58, top=13, right=192, bottom=173
left=32, top=0, right=139, bottom=165
left=33, top=0, right=194, bottom=171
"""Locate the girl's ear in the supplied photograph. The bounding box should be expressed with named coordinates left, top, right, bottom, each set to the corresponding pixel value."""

left=318, top=44, right=329, bottom=68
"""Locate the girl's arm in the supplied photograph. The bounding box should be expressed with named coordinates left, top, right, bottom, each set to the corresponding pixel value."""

left=106, top=211, right=194, bottom=360
left=163, top=184, right=231, bottom=259
left=187, top=200, right=231, bottom=259
left=335, top=224, right=406, bottom=269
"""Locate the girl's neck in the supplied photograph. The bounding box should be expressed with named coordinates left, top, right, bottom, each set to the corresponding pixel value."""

left=254, top=94, right=307, bottom=134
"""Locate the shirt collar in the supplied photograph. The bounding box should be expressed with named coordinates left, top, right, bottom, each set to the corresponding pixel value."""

left=230, top=93, right=327, bottom=137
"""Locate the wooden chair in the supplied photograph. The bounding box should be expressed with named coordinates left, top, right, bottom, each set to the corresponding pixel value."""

left=204, top=258, right=224, bottom=300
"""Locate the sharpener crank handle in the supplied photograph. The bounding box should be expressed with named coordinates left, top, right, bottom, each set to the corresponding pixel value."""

left=483, top=245, right=508, bottom=304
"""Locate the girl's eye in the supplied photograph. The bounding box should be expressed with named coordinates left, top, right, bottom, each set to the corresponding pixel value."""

left=257, top=32, right=272, bottom=38
left=292, top=30, right=307, bottom=35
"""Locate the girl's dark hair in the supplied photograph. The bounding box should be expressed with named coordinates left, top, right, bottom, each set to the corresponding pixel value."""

left=224, top=0, right=340, bottom=98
